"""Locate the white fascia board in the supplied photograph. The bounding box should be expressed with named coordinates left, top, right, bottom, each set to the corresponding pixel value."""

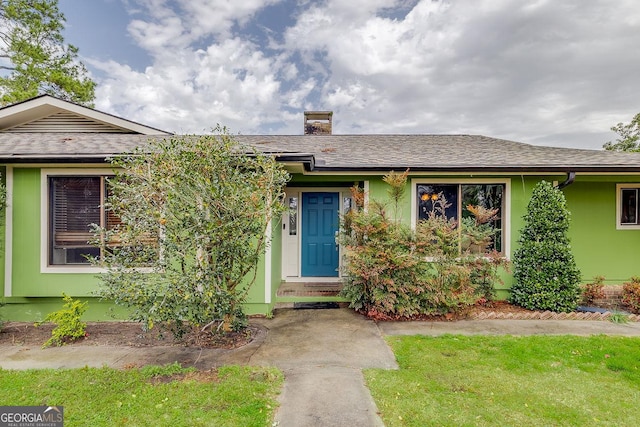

left=0, top=96, right=170, bottom=135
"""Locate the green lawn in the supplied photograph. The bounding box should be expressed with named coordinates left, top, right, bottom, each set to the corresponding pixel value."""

left=0, top=363, right=283, bottom=427
left=366, top=335, right=640, bottom=426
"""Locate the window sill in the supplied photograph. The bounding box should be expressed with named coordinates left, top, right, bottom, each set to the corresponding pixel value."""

left=41, top=265, right=155, bottom=274
left=616, top=224, right=640, bottom=230
left=41, top=265, right=108, bottom=274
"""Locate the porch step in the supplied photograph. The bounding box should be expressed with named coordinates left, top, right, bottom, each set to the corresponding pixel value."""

left=277, top=282, right=343, bottom=297
left=293, top=302, right=340, bottom=309
left=275, top=282, right=348, bottom=304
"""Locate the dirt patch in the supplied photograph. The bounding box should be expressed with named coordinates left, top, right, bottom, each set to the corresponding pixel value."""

left=0, top=321, right=257, bottom=349
left=148, top=369, right=221, bottom=385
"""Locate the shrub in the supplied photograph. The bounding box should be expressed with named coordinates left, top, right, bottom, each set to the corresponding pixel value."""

left=622, top=276, right=640, bottom=314
left=466, top=251, right=509, bottom=302
left=340, top=171, right=506, bottom=319
left=95, top=131, right=289, bottom=337
left=340, top=201, right=431, bottom=318
left=582, top=276, right=606, bottom=305
left=36, top=293, right=88, bottom=348
left=510, top=181, right=581, bottom=312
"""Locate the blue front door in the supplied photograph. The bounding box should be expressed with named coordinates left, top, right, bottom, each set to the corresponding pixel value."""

left=302, top=192, right=339, bottom=277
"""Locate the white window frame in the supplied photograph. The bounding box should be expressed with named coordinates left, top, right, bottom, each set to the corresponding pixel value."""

left=411, top=178, right=511, bottom=257
left=616, top=183, right=640, bottom=230
left=41, top=168, right=115, bottom=273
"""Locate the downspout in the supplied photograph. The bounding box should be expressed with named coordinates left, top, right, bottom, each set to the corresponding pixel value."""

left=556, top=171, right=576, bottom=190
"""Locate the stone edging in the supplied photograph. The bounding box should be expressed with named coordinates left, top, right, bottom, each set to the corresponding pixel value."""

left=468, top=310, right=640, bottom=322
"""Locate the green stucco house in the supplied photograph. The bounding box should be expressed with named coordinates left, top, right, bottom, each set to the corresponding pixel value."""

left=2, top=96, right=640, bottom=320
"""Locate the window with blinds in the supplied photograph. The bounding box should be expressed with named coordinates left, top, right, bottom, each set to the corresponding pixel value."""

left=49, top=176, right=116, bottom=265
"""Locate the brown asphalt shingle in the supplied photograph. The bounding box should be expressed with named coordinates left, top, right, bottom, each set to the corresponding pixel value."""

left=0, top=133, right=639, bottom=172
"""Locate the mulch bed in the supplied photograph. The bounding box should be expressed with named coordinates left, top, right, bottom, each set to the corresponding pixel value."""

left=2, top=302, right=637, bottom=349
left=364, top=301, right=640, bottom=322
left=0, top=321, right=258, bottom=349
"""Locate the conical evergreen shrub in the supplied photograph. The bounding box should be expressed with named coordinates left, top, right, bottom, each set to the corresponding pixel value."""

left=510, top=181, right=581, bottom=312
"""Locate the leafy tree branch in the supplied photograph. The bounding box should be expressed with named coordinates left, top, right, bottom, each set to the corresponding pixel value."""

left=603, top=113, right=640, bottom=152
left=0, top=0, right=95, bottom=105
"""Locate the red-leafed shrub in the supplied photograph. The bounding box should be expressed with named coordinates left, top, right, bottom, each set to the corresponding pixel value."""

left=622, top=277, right=640, bottom=314
left=582, top=276, right=606, bottom=305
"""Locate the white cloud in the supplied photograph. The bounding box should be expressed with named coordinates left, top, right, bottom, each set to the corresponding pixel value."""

left=277, top=0, right=640, bottom=146
left=93, top=36, right=284, bottom=133
left=81, top=0, right=640, bottom=148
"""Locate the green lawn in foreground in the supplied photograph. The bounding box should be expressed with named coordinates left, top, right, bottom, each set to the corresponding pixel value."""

left=366, top=335, right=640, bottom=426
left=0, top=363, right=283, bottom=427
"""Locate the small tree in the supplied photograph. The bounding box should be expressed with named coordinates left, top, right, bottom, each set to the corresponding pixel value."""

left=603, top=113, right=640, bottom=152
left=95, top=129, right=289, bottom=337
left=510, top=181, right=581, bottom=312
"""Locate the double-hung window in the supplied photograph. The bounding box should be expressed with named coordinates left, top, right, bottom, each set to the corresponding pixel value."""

left=617, top=184, right=640, bottom=229
left=48, top=175, right=118, bottom=265
left=415, top=181, right=507, bottom=253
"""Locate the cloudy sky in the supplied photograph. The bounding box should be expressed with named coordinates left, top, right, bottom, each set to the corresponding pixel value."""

left=57, top=0, right=640, bottom=149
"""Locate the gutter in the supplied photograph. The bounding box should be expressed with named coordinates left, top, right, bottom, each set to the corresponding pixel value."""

left=0, top=152, right=318, bottom=171
left=303, top=165, right=640, bottom=173
left=556, top=171, right=576, bottom=190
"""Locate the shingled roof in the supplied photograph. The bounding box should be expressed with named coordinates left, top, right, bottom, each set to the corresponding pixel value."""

left=235, top=134, right=640, bottom=172
left=0, top=132, right=639, bottom=173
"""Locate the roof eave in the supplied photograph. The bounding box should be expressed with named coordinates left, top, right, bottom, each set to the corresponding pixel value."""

left=310, top=165, right=640, bottom=173
left=0, top=155, right=116, bottom=163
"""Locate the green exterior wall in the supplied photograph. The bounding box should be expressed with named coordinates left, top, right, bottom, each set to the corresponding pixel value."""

left=11, top=168, right=107, bottom=298
left=564, top=176, right=640, bottom=284
left=302, top=172, right=640, bottom=294
left=0, top=166, right=6, bottom=297
left=241, top=218, right=283, bottom=317
left=269, top=215, right=283, bottom=312
left=1, top=167, right=278, bottom=320
left=3, top=166, right=640, bottom=321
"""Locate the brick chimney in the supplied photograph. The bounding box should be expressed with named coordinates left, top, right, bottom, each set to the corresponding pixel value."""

left=304, top=111, right=332, bottom=135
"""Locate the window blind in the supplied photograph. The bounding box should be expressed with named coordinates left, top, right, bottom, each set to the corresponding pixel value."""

left=51, top=177, right=101, bottom=247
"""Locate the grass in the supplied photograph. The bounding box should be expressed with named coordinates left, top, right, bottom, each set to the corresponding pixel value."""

left=366, top=335, right=640, bottom=426
left=609, top=312, right=630, bottom=324
left=0, top=363, right=283, bottom=427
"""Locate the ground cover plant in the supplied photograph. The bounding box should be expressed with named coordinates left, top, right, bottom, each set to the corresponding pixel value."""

left=0, top=363, right=283, bottom=427
left=365, top=335, right=640, bottom=426
left=35, top=293, right=88, bottom=348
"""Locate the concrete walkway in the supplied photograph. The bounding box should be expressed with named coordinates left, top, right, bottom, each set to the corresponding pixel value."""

left=3, top=308, right=640, bottom=426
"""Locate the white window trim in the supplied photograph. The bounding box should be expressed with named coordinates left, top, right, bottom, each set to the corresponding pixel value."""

left=41, top=168, right=115, bottom=273
left=4, top=166, right=13, bottom=297
left=410, top=178, right=511, bottom=258
left=616, top=183, right=640, bottom=230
